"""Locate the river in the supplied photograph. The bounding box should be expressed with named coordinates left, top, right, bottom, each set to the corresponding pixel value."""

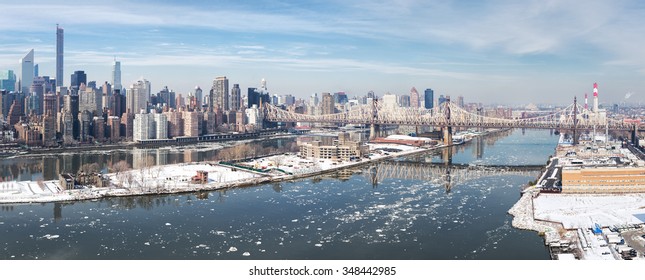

left=0, top=129, right=558, bottom=259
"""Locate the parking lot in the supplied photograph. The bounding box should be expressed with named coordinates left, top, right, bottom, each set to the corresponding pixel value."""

left=622, top=227, right=645, bottom=259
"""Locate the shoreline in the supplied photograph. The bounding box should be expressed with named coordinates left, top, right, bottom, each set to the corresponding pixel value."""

left=0, top=129, right=288, bottom=158
left=0, top=141, right=443, bottom=205
left=0, top=128, right=508, bottom=205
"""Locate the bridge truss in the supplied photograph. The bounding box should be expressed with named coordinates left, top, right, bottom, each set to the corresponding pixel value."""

left=264, top=100, right=634, bottom=131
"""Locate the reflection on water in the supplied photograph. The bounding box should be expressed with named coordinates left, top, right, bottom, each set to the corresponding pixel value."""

left=0, top=138, right=298, bottom=181
left=0, top=129, right=558, bottom=260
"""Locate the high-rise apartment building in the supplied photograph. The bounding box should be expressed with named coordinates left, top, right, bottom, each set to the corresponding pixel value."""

left=183, top=110, right=200, bottom=137
left=56, top=24, right=64, bottom=87
left=210, top=76, right=229, bottom=111
left=321, top=92, right=334, bottom=115
left=20, top=49, right=34, bottom=93
left=133, top=112, right=154, bottom=141
left=127, top=79, right=151, bottom=114
left=154, top=113, right=168, bottom=140
left=424, top=89, right=434, bottom=109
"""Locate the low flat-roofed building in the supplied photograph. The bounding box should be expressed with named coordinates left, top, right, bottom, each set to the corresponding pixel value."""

left=562, top=166, right=645, bottom=193
left=299, top=132, right=367, bottom=162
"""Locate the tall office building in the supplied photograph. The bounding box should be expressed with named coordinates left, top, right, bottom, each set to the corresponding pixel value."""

left=70, top=70, right=86, bottom=94
left=112, top=60, right=121, bottom=92
left=20, top=49, right=34, bottom=93
left=410, top=87, right=420, bottom=108
left=210, top=76, right=229, bottom=111
left=424, top=88, right=434, bottom=109
left=0, top=70, right=16, bottom=92
left=194, top=86, right=203, bottom=108
left=56, top=24, right=64, bottom=87
left=230, top=84, right=241, bottom=111
left=64, top=93, right=80, bottom=139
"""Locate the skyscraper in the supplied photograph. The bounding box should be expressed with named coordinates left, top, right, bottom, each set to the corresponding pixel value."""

left=70, top=70, right=86, bottom=94
left=112, top=59, right=121, bottom=92
left=56, top=24, right=64, bottom=87
left=210, top=76, right=229, bottom=111
left=230, top=84, right=241, bottom=111
left=0, top=70, right=16, bottom=92
left=127, top=79, right=151, bottom=114
left=321, top=92, right=334, bottom=114
left=20, top=49, right=34, bottom=93
left=424, top=88, right=434, bottom=109
left=410, top=87, right=420, bottom=108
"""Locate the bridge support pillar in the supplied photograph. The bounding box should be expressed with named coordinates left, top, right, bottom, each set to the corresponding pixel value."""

left=370, top=124, right=380, bottom=140
left=632, top=125, right=639, bottom=146
left=443, top=126, right=452, bottom=145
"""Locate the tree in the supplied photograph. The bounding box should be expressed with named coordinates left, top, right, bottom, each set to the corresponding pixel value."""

left=79, top=163, right=101, bottom=175
left=111, top=160, right=131, bottom=175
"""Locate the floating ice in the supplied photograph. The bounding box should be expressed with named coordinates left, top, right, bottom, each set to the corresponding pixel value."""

left=242, top=252, right=250, bottom=256
left=315, top=243, right=322, bottom=247
left=144, top=242, right=150, bottom=246
left=165, top=223, right=171, bottom=226
left=227, top=246, right=238, bottom=252
left=43, top=234, right=59, bottom=240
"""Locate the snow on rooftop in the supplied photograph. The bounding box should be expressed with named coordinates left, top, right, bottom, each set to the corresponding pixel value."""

left=385, top=134, right=434, bottom=141
left=533, top=193, right=645, bottom=229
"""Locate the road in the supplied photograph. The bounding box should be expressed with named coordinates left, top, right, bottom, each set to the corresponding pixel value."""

left=540, top=158, right=561, bottom=191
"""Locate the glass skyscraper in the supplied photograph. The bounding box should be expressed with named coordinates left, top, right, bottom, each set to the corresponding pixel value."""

left=424, top=88, right=434, bottom=109
left=0, top=70, right=16, bottom=92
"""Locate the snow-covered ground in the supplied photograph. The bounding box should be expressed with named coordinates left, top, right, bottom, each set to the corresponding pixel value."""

left=106, top=162, right=262, bottom=190
left=0, top=142, right=429, bottom=204
left=533, top=193, right=645, bottom=229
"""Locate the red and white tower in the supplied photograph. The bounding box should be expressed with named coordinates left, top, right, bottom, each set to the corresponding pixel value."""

left=593, top=82, right=599, bottom=113
left=584, top=93, right=588, bottom=110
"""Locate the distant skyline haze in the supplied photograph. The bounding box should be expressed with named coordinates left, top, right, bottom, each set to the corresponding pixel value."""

left=1, top=0, right=645, bottom=105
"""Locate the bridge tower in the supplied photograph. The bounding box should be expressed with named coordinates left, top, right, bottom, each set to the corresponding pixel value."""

left=573, top=96, right=578, bottom=145
left=369, top=98, right=380, bottom=140
left=442, top=97, right=453, bottom=145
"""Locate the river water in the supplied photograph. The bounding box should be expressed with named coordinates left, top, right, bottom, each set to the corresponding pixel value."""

left=0, top=129, right=558, bottom=259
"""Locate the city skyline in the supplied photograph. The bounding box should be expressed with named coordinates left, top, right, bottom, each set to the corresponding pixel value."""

left=1, top=1, right=645, bottom=105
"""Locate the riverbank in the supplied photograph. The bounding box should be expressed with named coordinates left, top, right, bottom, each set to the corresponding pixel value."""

left=508, top=141, right=645, bottom=260
left=0, top=129, right=288, bottom=158
left=0, top=128, right=510, bottom=205
left=0, top=142, right=436, bottom=204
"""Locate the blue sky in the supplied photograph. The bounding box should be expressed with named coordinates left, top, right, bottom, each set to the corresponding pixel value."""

left=1, top=0, right=645, bottom=105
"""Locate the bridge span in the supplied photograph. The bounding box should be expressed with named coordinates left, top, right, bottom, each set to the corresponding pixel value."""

left=264, top=97, right=638, bottom=144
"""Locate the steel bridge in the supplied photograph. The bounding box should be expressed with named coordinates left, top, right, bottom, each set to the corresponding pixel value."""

left=264, top=97, right=637, bottom=143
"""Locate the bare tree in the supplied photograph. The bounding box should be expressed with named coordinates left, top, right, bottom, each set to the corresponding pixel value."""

left=79, top=163, right=101, bottom=174
left=273, top=155, right=285, bottom=169
left=125, top=172, right=135, bottom=189
left=111, top=160, right=131, bottom=176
